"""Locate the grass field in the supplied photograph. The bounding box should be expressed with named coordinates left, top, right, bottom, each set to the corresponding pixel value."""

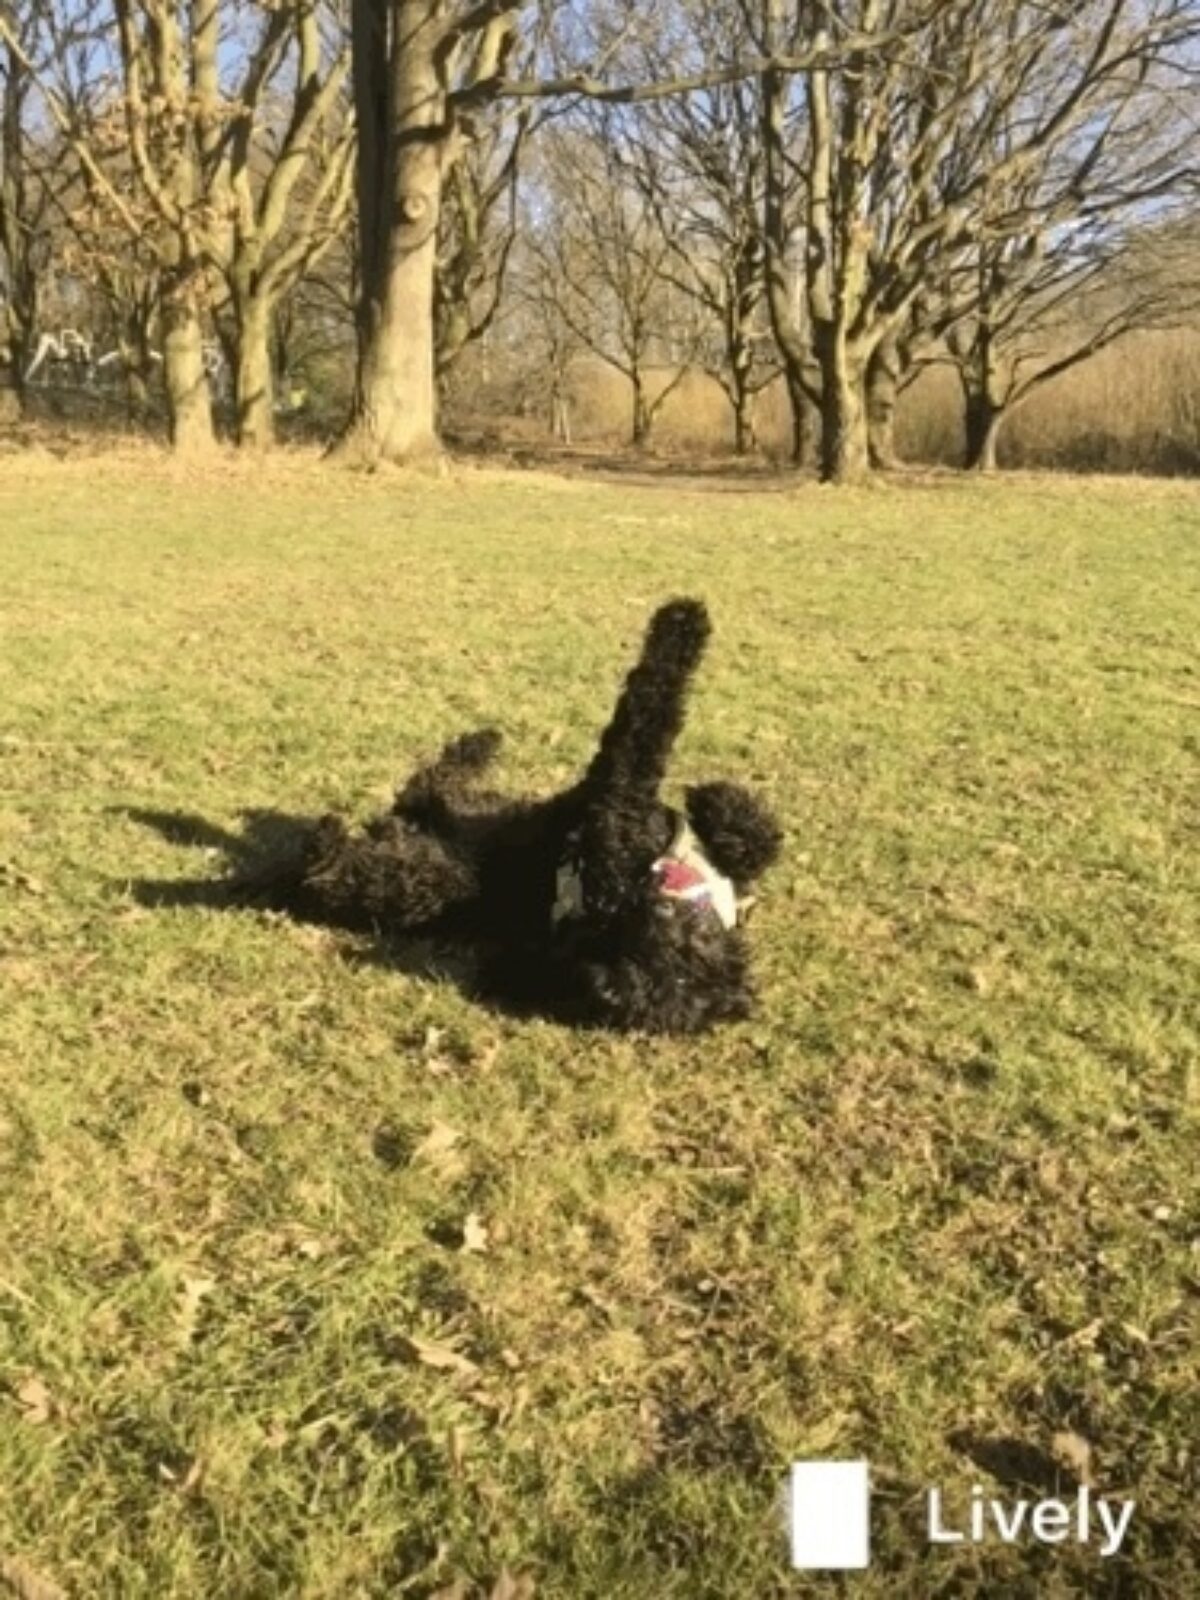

left=0, top=453, right=1197, bottom=1599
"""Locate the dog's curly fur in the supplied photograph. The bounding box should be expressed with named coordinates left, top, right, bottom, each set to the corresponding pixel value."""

left=241, top=598, right=782, bottom=1034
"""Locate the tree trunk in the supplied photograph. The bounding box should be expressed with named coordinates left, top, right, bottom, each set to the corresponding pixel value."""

left=161, top=293, right=215, bottom=453
left=956, top=316, right=1007, bottom=473
left=727, top=256, right=759, bottom=456
left=760, top=61, right=820, bottom=474
left=118, top=294, right=158, bottom=426
left=781, top=368, right=813, bottom=468
left=336, top=0, right=444, bottom=466
left=0, top=297, right=32, bottom=419
left=1, top=35, right=34, bottom=421
left=728, top=323, right=757, bottom=455
left=866, top=336, right=901, bottom=470
left=964, top=391, right=1004, bottom=472
left=631, top=373, right=651, bottom=448
left=815, top=330, right=870, bottom=485
left=0, top=267, right=33, bottom=425
left=123, top=362, right=150, bottom=426
left=117, top=335, right=149, bottom=424
left=732, top=387, right=757, bottom=456
left=235, top=295, right=276, bottom=450
left=550, top=389, right=571, bottom=444
left=821, top=377, right=869, bottom=483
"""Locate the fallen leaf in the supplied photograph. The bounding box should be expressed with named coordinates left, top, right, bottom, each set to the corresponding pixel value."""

left=489, top=1567, right=536, bottom=1600
left=175, top=1274, right=216, bottom=1344
left=429, top=1581, right=469, bottom=1600
left=412, top=1121, right=463, bottom=1165
left=0, top=864, right=44, bottom=896
left=405, top=1335, right=480, bottom=1379
left=417, top=1025, right=481, bottom=1075
left=0, top=1554, right=68, bottom=1600
left=1059, top=1316, right=1103, bottom=1350
left=1051, top=1429, right=1093, bottom=1485
left=156, top=1457, right=206, bottom=1492
left=474, top=1038, right=501, bottom=1072
left=14, top=1376, right=52, bottom=1426
left=461, top=1213, right=489, bottom=1254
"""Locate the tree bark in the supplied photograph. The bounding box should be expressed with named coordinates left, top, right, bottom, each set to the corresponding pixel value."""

left=760, top=60, right=819, bottom=473
left=122, top=359, right=150, bottom=425
left=964, top=390, right=1003, bottom=472
left=0, top=27, right=35, bottom=420
left=336, top=0, right=445, bottom=465
left=732, top=382, right=757, bottom=456
left=958, top=318, right=1006, bottom=472
left=779, top=368, right=811, bottom=468
left=866, top=335, right=901, bottom=470
left=727, top=247, right=758, bottom=456
left=234, top=294, right=276, bottom=450
left=161, top=290, right=215, bottom=453
left=631, top=371, right=651, bottom=448
left=107, top=280, right=156, bottom=425
left=820, top=372, right=869, bottom=483
left=0, top=298, right=32, bottom=419
left=550, top=388, right=571, bottom=444
left=117, top=336, right=149, bottom=424
left=814, top=325, right=870, bottom=485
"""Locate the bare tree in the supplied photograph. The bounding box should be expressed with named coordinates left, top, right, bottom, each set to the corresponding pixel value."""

left=0, top=0, right=50, bottom=418
left=744, top=0, right=1200, bottom=483
left=333, top=0, right=519, bottom=463
left=217, top=1, right=354, bottom=448
left=334, top=0, right=917, bottom=466
left=529, top=122, right=697, bottom=448
left=614, top=42, right=782, bottom=456
left=3, top=0, right=355, bottom=451
left=949, top=219, right=1199, bottom=472
left=434, top=98, right=530, bottom=390
left=49, top=156, right=164, bottom=422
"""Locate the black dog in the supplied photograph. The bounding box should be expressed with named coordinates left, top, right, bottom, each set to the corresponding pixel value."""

left=239, top=599, right=781, bottom=1034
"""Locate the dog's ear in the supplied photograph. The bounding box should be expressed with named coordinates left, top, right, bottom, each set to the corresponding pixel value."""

left=684, top=782, right=782, bottom=887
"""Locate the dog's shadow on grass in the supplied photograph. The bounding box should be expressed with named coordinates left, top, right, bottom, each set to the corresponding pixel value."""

left=118, top=806, right=482, bottom=999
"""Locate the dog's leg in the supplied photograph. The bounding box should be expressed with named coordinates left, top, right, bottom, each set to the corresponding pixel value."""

left=392, top=727, right=503, bottom=828
left=292, top=815, right=478, bottom=931
left=571, top=600, right=710, bottom=917
left=581, top=599, right=710, bottom=802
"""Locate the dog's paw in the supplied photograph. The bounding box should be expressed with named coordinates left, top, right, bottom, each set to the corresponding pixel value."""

left=455, top=727, right=503, bottom=768
left=306, top=812, right=351, bottom=870
left=645, top=598, right=711, bottom=661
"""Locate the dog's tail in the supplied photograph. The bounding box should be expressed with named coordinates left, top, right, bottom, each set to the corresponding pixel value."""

left=582, top=598, right=711, bottom=799
left=393, top=727, right=502, bottom=823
